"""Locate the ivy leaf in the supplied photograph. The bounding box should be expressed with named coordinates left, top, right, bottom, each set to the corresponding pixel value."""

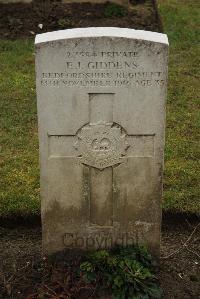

left=80, top=245, right=162, bottom=299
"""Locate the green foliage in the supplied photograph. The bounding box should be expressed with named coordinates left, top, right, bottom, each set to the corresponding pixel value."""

left=7, top=17, right=23, bottom=33
left=80, top=246, right=162, bottom=299
left=58, top=18, right=72, bottom=29
left=104, top=3, right=127, bottom=17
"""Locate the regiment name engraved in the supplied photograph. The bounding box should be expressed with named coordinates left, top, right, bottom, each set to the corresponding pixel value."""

left=39, top=49, right=167, bottom=88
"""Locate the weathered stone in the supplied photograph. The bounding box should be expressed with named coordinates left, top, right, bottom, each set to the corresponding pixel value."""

left=35, top=27, right=168, bottom=257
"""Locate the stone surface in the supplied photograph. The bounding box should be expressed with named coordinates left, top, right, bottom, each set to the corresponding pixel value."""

left=35, top=27, right=168, bottom=257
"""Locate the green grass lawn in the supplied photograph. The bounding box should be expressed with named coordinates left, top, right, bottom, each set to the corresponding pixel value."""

left=0, top=41, right=40, bottom=218
left=158, top=0, right=200, bottom=214
left=0, top=0, right=199, bottom=218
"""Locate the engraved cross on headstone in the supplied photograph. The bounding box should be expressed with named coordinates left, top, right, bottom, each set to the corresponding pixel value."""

left=48, top=93, right=155, bottom=227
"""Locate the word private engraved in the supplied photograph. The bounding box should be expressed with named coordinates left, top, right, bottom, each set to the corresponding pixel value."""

left=74, top=124, right=129, bottom=170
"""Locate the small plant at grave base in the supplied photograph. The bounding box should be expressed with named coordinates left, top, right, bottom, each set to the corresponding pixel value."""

left=6, top=17, right=23, bottom=33
left=80, top=245, right=162, bottom=299
left=104, top=3, right=127, bottom=17
left=58, top=18, right=73, bottom=29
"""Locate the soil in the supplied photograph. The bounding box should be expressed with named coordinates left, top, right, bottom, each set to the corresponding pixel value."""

left=0, top=215, right=199, bottom=299
left=0, top=0, right=162, bottom=39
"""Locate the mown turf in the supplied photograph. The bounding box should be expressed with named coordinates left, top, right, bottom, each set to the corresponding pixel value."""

left=158, top=0, right=200, bottom=214
left=0, top=41, right=40, bottom=217
left=0, top=0, right=199, bottom=218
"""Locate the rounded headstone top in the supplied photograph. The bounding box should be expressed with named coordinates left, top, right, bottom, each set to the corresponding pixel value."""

left=35, top=27, right=168, bottom=46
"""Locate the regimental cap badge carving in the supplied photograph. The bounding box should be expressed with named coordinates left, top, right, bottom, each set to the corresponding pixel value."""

left=74, top=123, right=129, bottom=170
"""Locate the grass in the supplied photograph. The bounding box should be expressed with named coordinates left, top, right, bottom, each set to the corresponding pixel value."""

left=0, top=41, right=40, bottom=217
left=0, top=0, right=199, bottom=218
left=158, top=0, right=200, bottom=214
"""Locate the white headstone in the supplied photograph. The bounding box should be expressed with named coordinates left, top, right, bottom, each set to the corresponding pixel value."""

left=35, top=27, right=168, bottom=257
